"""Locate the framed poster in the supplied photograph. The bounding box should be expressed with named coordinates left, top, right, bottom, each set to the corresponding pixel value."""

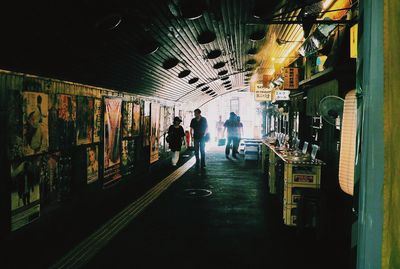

left=58, top=94, right=76, bottom=149
left=10, top=157, right=41, bottom=231
left=150, top=103, right=160, bottom=163
left=87, top=145, right=99, bottom=184
left=48, top=94, right=60, bottom=151
left=121, top=140, right=135, bottom=176
left=143, top=101, right=151, bottom=147
left=22, top=92, right=49, bottom=156
left=103, top=98, right=122, bottom=186
left=122, top=101, right=133, bottom=138
left=76, top=96, right=94, bottom=145
left=93, top=99, right=102, bottom=143
left=132, top=102, right=141, bottom=136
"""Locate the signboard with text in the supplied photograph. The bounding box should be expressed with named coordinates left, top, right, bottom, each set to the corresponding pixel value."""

left=275, top=90, right=290, bottom=101
left=283, top=68, right=299, bottom=89
left=255, top=84, right=272, bottom=101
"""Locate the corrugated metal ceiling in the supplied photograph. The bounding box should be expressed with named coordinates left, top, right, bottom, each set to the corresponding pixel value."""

left=1, top=0, right=321, bottom=105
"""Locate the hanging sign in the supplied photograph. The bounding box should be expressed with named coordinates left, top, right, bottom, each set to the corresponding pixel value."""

left=350, top=23, right=358, bottom=58
left=255, top=85, right=272, bottom=101
left=283, top=68, right=299, bottom=89
left=275, top=90, right=290, bottom=101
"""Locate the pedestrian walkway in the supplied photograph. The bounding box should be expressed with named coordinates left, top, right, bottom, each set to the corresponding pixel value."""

left=81, top=149, right=335, bottom=268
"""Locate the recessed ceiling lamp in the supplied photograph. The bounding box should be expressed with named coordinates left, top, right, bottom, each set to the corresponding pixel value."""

left=181, top=0, right=206, bottom=20
left=246, top=59, right=257, bottom=65
left=225, top=83, right=232, bottom=87
left=249, top=31, right=265, bottom=42
left=245, top=73, right=253, bottom=77
left=222, top=81, right=231, bottom=85
left=178, top=70, right=191, bottom=78
left=196, top=83, right=206, bottom=88
left=136, top=37, right=159, bottom=55
left=188, top=77, right=199, bottom=84
left=198, top=30, right=216, bottom=45
left=95, top=13, right=122, bottom=31
left=226, top=86, right=232, bottom=90
left=207, top=49, right=222, bottom=59
left=213, top=61, right=226, bottom=69
left=218, top=70, right=228, bottom=76
left=201, top=86, right=210, bottom=92
left=245, top=66, right=253, bottom=71
left=163, top=58, right=180, bottom=69
left=221, top=76, right=229, bottom=81
left=206, top=89, right=213, bottom=94
left=247, top=47, right=258, bottom=55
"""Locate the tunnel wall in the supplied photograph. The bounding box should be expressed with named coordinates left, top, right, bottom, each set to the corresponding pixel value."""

left=0, top=69, right=185, bottom=235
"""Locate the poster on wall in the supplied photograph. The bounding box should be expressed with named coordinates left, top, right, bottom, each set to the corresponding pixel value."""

left=48, top=94, right=59, bottom=151
left=143, top=101, right=151, bottom=147
left=122, top=101, right=133, bottom=138
left=58, top=94, right=76, bottom=149
left=121, top=140, right=135, bottom=176
left=87, top=145, right=99, bottom=184
left=93, top=99, right=102, bottom=143
left=10, top=157, right=41, bottom=231
left=76, top=96, right=94, bottom=145
left=39, top=152, right=72, bottom=210
left=22, top=92, right=49, bottom=156
left=132, top=102, right=141, bottom=136
left=104, top=98, right=122, bottom=187
left=150, top=103, right=160, bottom=163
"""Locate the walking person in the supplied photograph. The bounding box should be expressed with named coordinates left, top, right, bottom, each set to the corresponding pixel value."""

left=224, top=112, right=239, bottom=159
left=233, top=115, right=244, bottom=156
left=190, top=109, right=208, bottom=169
left=167, top=117, right=185, bottom=166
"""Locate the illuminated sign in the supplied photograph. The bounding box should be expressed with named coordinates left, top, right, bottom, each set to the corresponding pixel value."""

left=275, top=90, right=290, bottom=101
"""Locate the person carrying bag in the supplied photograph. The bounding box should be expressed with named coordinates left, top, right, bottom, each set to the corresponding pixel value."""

left=167, top=117, right=185, bottom=166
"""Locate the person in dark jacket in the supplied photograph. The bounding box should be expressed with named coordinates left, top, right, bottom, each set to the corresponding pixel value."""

left=190, top=109, right=208, bottom=169
left=224, top=112, right=239, bottom=158
left=168, top=117, right=185, bottom=166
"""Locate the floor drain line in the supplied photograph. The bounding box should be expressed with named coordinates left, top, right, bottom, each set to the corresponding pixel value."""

left=50, top=157, right=196, bottom=269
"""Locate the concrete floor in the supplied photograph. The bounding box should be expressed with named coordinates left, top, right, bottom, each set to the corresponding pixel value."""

left=4, top=147, right=350, bottom=268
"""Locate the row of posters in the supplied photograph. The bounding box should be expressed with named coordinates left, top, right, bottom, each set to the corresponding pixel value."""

left=9, top=91, right=161, bottom=231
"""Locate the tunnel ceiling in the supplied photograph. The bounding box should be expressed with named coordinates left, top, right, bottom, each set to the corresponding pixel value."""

left=1, top=0, right=314, bottom=104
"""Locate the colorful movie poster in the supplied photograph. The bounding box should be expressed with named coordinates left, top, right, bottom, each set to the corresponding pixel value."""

left=10, top=157, right=41, bottom=231
left=93, top=99, right=102, bottom=143
left=104, top=98, right=122, bottom=186
left=58, top=94, right=76, bottom=149
left=76, top=96, right=94, bottom=145
left=87, top=145, right=99, bottom=184
left=122, top=101, right=133, bottom=138
left=150, top=103, right=160, bottom=163
left=22, top=92, right=49, bottom=156
left=48, top=94, right=60, bottom=151
left=132, top=102, right=141, bottom=136
left=143, top=101, right=151, bottom=147
left=121, top=140, right=135, bottom=176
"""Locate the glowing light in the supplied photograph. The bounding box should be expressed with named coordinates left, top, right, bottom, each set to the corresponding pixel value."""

left=323, top=0, right=335, bottom=10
